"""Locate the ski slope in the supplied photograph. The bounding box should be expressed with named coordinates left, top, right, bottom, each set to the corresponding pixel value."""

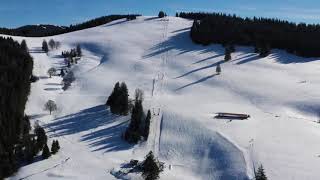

left=4, top=16, right=320, bottom=180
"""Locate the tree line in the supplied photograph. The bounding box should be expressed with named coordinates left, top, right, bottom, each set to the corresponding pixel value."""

left=0, top=37, right=33, bottom=178
left=178, top=12, right=320, bottom=57
left=0, top=15, right=140, bottom=37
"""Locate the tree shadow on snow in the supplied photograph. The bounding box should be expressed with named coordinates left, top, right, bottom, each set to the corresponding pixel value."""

left=143, top=30, right=224, bottom=59
left=175, top=73, right=218, bottom=91
left=175, top=59, right=225, bottom=79
left=45, top=105, right=133, bottom=152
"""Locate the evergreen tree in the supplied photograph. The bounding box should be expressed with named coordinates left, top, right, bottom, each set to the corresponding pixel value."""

left=124, top=89, right=144, bottom=143
left=142, top=151, right=164, bottom=180
left=143, top=110, right=151, bottom=139
left=255, top=165, right=268, bottom=180
left=34, top=125, right=47, bottom=151
left=60, top=69, right=65, bottom=77
left=48, top=39, right=56, bottom=50
left=216, top=64, right=221, bottom=74
left=21, top=39, right=28, bottom=52
left=42, top=144, right=51, bottom=159
left=224, top=47, right=231, bottom=61
left=106, top=82, right=120, bottom=114
left=158, top=11, right=165, bottom=18
left=42, top=40, right=48, bottom=53
left=56, top=140, right=60, bottom=150
left=176, top=13, right=179, bottom=17
left=119, top=82, right=129, bottom=115
left=51, top=140, right=59, bottom=154
left=76, top=44, right=82, bottom=57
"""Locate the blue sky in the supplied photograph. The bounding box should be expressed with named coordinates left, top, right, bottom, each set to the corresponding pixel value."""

left=1, top=0, right=320, bottom=28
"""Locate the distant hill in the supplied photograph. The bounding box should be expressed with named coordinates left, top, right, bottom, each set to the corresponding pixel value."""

left=14, top=24, right=66, bottom=36
left=0, top=14, right=139, bottom=37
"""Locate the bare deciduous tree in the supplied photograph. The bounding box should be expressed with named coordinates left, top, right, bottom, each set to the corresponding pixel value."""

left=47, top=68, right=56, bottom=78
left=44, top=100, right=57, bottom=115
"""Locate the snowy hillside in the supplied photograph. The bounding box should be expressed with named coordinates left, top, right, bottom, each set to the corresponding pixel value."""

left=5, top=16, right=320, bottom=180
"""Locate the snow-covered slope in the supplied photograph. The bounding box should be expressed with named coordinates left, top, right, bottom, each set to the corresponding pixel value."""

left=5, top=16, right=320, bottom=180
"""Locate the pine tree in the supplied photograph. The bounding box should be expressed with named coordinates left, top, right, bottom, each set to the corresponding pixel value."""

left=124, top=89, right=144, bottom=143
left=42, top=40, right=49, bottom=53
left=158, top=11, right=165, bottom=18
left=106, top=82, right=121, bottom=114
left=34, top=125, right=47, bottom=151
left=51, top=140, right=58, bottom=154
left=142, top=151, right=164, bottom=180
left=48, top=39, right=56, bottom=50
left=255, top=165, right=267, bottom=180
left=143, top=110, right=151, bottom=139
left=216, top=64, right=221, bottom=74
left=76, top=44, right=82, bottom=57
left=42, top=144, right=51, bottom=159
left=21, top=39, right=28, bottom=52
left=119, top=82, right=129, bottom=115
left=224, top=47, right=231, bottom=61
left=56, top=140, right=60, bottom=150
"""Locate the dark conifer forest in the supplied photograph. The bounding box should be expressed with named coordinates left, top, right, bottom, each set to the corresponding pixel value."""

left=0, top=37, right=33, bottom=178
left=0, top=15, right=140, bottom=37
left=178, top=12, right=320, bottom=57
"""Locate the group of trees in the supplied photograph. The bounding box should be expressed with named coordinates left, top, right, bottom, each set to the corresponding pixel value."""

left=106, top=82, right=129, bottom=115
left=42, top=39, right=61, bottom=53
left=62, top=44, right=82, bottom=59
left=158, top=11, right=167, bottom=18
left=48, top=39, right=61, bottom=50
left=124, top=89, right=151, bottom=143
left=0, top=37, right=33, bottom=178
left=177, top=12, right=320, bottom=57
left=0, top=15, right=140, bottom=37
left=106, top=83, right=151, bottom=144
left=62, top=71, right=75, bottom=90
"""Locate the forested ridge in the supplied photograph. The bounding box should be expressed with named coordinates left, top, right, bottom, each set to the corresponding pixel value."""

left=0, top=14, right=140, bottom=37
left=0, top=37, right=33, bottom=178
left=178, top=12, right=320, bottom=57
